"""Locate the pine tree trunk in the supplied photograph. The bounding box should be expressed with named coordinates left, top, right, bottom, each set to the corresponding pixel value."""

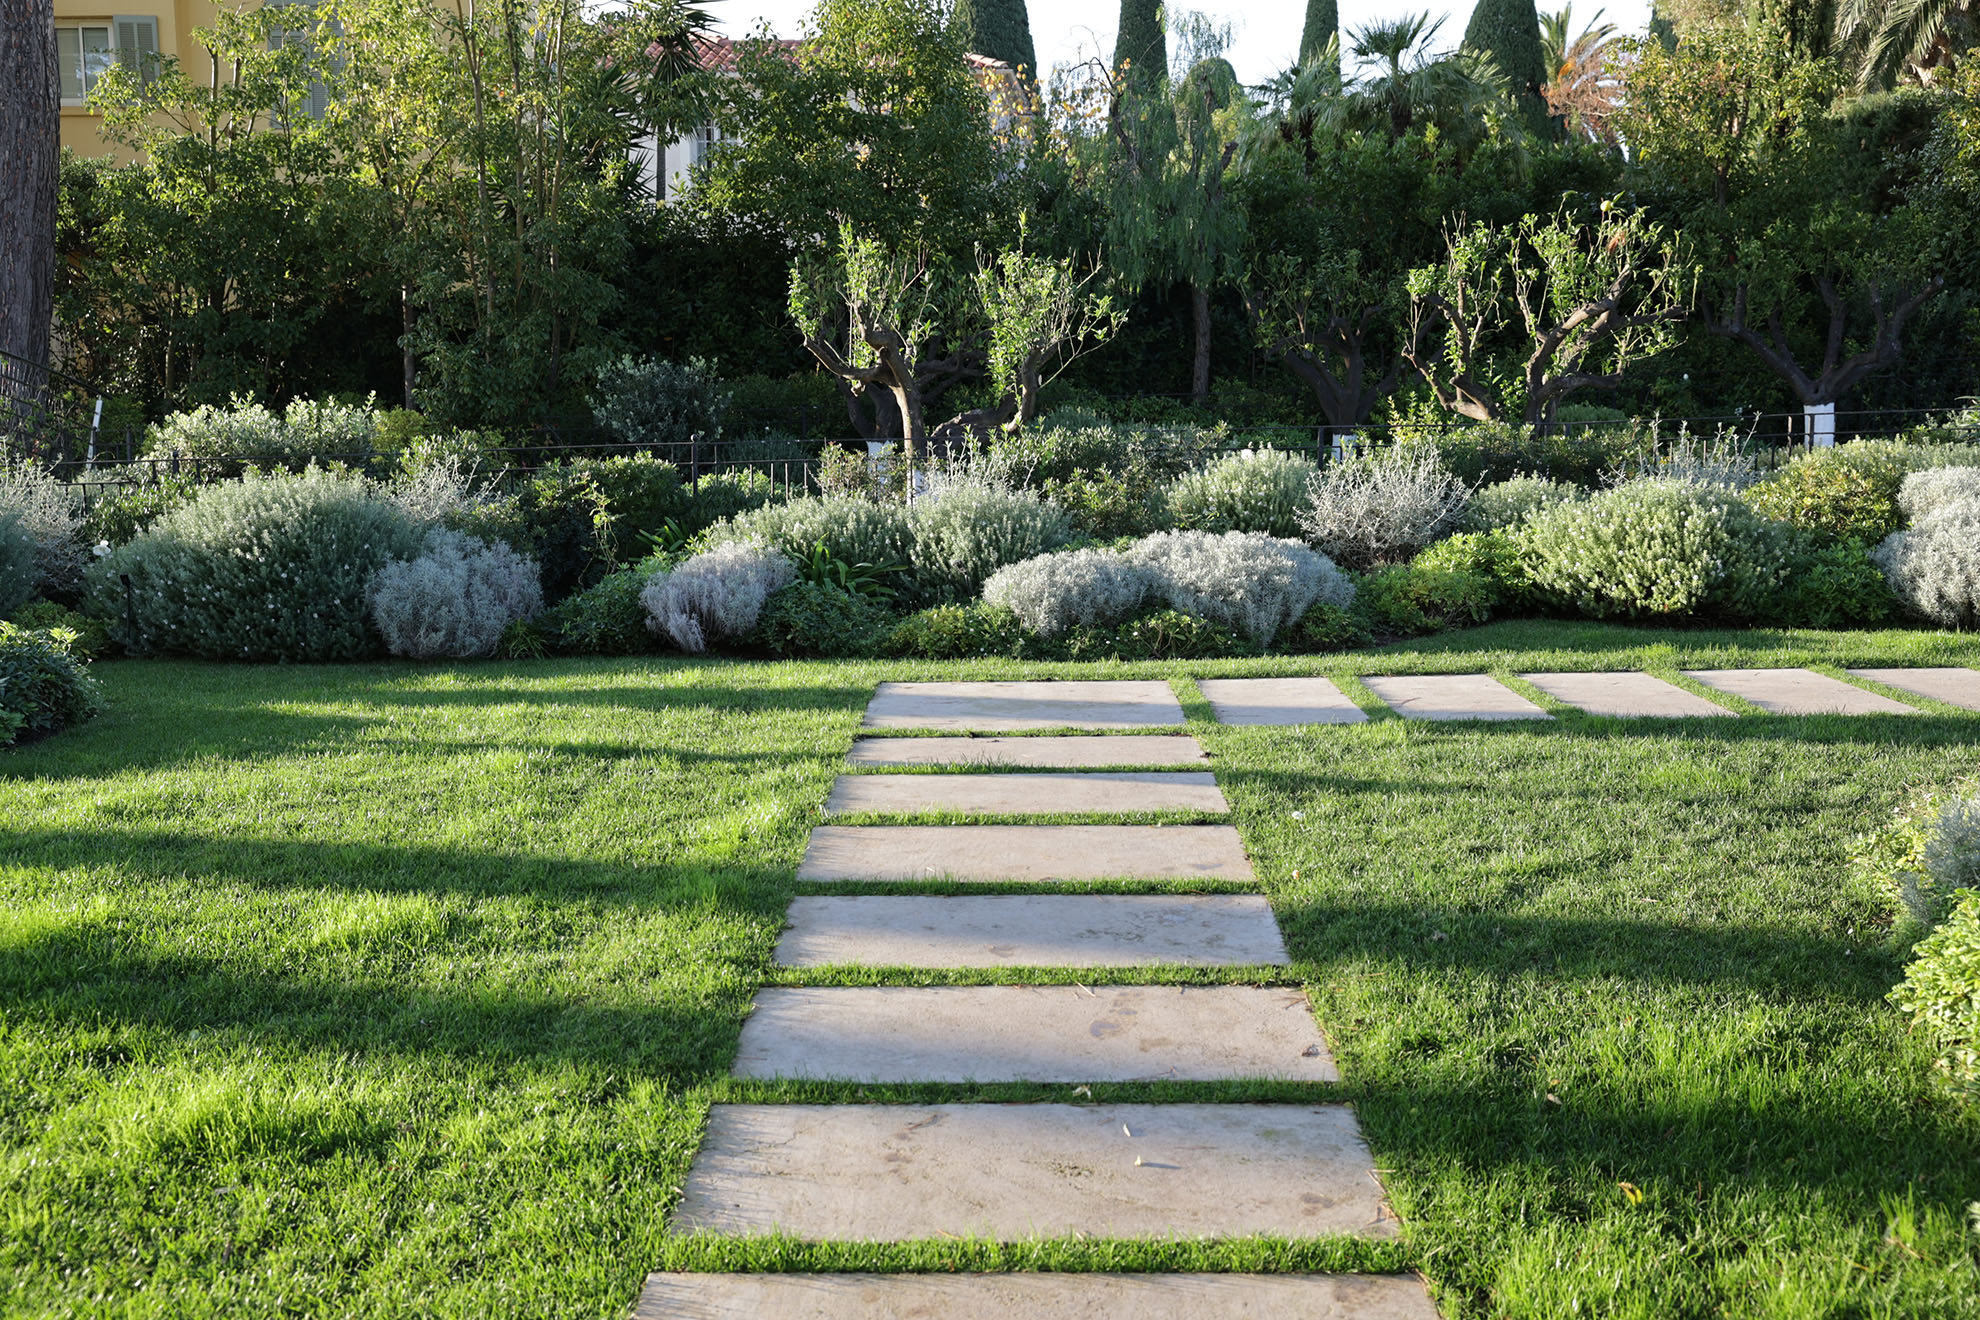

left=0, top=0, right=59, bottom=381
left=1189, top=283, right=1212, bottom=405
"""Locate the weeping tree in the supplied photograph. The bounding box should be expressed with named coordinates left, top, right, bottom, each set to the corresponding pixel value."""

left=953, top=0, right=1037, bottom=75
left=972, top=241, right=1127, bottom=426
left=1405, top=199, right=1696, bottom=430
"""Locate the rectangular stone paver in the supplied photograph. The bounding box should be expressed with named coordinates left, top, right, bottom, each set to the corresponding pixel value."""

left=1198, top=677, right=1368, bottom=726
left=1685, top=668, right=1916, bottom=716
left=635, top=1272, right=1443, bottom=1320
left=732, top=986, right=1335, bottom=1083
left=1362, top=674, right=1552, bottom=722
left=775, top=894, right=1290, bottom=968
left=862, top=681, right=1185, bottom=731
left=1520, top=671, right=1732, bottom=718
left=672, top=1103, right=1394, bottom=1240
left=1847, top=667, right=1980, bottom=711
left=797, top=825, right=1255, bottom=884
left=824, top=772, right=1228, bottom=817
left=848, top=735, right=1210, bottom=768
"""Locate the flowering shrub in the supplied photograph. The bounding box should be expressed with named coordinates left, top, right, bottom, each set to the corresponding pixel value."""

left=86, top=468, right=425, bottom=661
left=1461, top=475, right=1584, bottom=532
left=1163, top=449, right=1317, bottom=538
left=983, top=548, right=1154, bottom=637
left=368, top=531, right=543, bottom=660
left=1518, top=478, right=1789, bottom=620
left=640, top=541, right=794, bottom=653
left=726, top=496, right=913, bottom=572
left=0, top=621, right=105, bottom=745
left=909, top=482, right=1073, bottom=595
left=1874, top=497, right=1980, bottom=628
left=0, top=461, right=86, bottom=598
left=1299, top=441, right=1470, bottom=569
left=1126, top=530, right=1353, bottom=647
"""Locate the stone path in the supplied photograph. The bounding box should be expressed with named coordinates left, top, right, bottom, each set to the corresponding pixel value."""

left=1684, top=668, right=1917, bottom=715
left=1846, top=667, right=1980, bottom=711
left=1199, top=676, right=1367, bottom=725
left=1361, top=674, right=1552, bottom=722
left=653, top=678, right=1429, bottom=1316
left=1520, top=671, right=1731, bottom=718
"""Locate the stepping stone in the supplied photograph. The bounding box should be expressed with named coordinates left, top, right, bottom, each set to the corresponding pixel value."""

left=1847, top=667, right=1980, bottom=711
left=1198, top=677, right=1368, bottom=726
left=1520, top=671, right=1732, bottom=718
left=1684, top=668, right=1916, bottom=716
left=1362, top=674, right=1552, bottom=722
left=862, top=681, right=1185, bottom=731
left=635, top=1272, right=1443, bottom=1319
left=824, top=771, right=1228, bottom=817
left=849, top=735, right=1210, bottom=768
left=672, top=1103, right=1394, bottom=1241
left=731, top=986, right=1335, bottom=1083
left=796, top=825, right=1255, bottom=883
left=775, top=894, right=1290, bottom=968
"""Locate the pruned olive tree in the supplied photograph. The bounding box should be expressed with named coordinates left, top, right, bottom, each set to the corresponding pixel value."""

left=1404, top=199, right=1694, bottom=431
left=972, top=241, right=1126, bottom=428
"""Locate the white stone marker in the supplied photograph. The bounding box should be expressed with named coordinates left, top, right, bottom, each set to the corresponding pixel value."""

left=672, top=1103, right=1395, bottom=1240
left=731, top=986, right=1336, bottom=1082
left=1198, top=677, right=1369, bottom=726
left=1519, top=671, right=1732, bottom=718
left=635, top=1272, right=1444, bottom=1320
left=848, top=735, right=1210, bottom=768
left=1846, top=667, right=1980, bottom=712
left=824, top=771, right=1229, bottom=817
left=796, top=825, right=1256, bottom=883
left=775, top=894, right=1290, bottom=968
left=1684, top=668, right=1916, bottom=716
left=1361, top=674, right=1553, bottom=721
left=862, top=680, right=1185, bottom=730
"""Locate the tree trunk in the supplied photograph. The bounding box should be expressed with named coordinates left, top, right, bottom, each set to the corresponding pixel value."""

left=0, top=0, right=59, bottom=381
left=1189, top=283, right=1212, bottom=404
left=400, top=287, right=417, bottom=408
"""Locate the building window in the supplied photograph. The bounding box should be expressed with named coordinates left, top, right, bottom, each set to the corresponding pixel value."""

left=56, top=18, right=159, bottom=106
left=690, top=122, right=724, bottom=166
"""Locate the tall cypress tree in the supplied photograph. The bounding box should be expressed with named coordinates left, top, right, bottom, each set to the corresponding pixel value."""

left=953, top=0, right=1038, bottom=76
left=1114, top=0, right=1168, bottom=90
left=1300, top=0, right=1339, bottom=72
left=1463, top=0, right=1551, bottom=133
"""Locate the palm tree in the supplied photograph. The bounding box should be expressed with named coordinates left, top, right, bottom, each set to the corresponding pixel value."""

left=1345, top=12, right=1505, bottom=140
left=1540, top=5, right=1622, bottom=143
left=1836, top=0, right=1977, bottom=87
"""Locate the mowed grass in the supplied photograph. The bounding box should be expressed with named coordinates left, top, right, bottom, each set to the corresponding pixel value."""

left=1, top=623, right=1978, bottom=1318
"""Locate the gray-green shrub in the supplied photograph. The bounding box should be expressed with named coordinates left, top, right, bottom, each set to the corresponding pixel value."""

left=368, top=531, right=543, bottom=660
left=87, top=468, right=425, bottom=660
left=725, top=496, right=913, bottom=570
left=1519, top=478, right=1789, bottom=620
left=1126, top=530, right=1353, bottom=647
left=1163, top=449, right=1317, bottom=538
left=909, top=482, right=1073, bottom=594
left=1298, top=441, right=1470, bottom=569
left=144, top=395, right=378, bottom=474
left=1875, top=497, right=1980, bottom=628
left=1898, top=467, right=1980, bottom=525
left=0, top=511, right=35, bottom=615
left=983, top=548, right=1155, bottom=637
left=640, top=541, right=794, bottom=653
left=590, top=355, right=731, bottom=450
left=0, top=461, right=86, bottom=598
left=1462, top=475, right=1583, bottom=532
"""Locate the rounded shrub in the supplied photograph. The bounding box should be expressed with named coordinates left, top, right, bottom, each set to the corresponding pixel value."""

left=0, top=461, right=87, bottom=599
left=983, top=548, right=1155, bottom=638
left=1298, top=440, right=1470, bottom=569
left=1744, top=447, right=1908, bottom=540
left=144, top=395, right=378, bottom=475
left=1062, top=609, right=1253, bottom=661
left=1353, top=564, right=1495, bottom=638
left=1518, top=478, right=1790, bottom=621
left=1413, top=530, right=1537, bottom=612
left=1764, top=535, right=1895, bottom=629
left=3, top=601, right=112, bottom=659
left=0, top=511, right=35, bottom=615
left=368, top=531, right=544, bottom=660
left=87, top=468, right=425, bottom=661
left=541, top=558, right=671, bottom=655
left=1874, top=497, right=1980, bottom=628
left=1126, top=530, right=1354, bottom=647
left=1461, top=475, right=1583, bottom=532
left=0, top=622, right=104, bottom=745
left=78, top=474, right=201, bottom=549
left=589, top=355, right=731, bottom=451
left=909, top=483, right=1074, bottom=597
left=1889, top=889, right=1980, bottom=1100
left=640, top=541, right=794, bottom=653
left=1163, top=449, right=1317, bottom=539
left=754, top=581, right=894, bottom=657
left=726, top=496, right=913, bottom=573
left=1898, top=467, right=1980, bottom=525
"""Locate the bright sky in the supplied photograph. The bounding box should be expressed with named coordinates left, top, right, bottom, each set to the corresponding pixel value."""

left=708, top=1, right=1656, bottom=86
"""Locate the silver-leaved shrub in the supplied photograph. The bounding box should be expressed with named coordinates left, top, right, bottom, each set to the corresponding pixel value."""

left=1126, top=530, right=1353, bottom=646
left=1462, top=475, right=1585, bottom=531
left=1897, top=467, right=1980, bottom=526
left=909, top=481, right=1073, bottom=594
left=0, top=461, right=86, bottom=599
left=640, top=541, right=794, bottom=653
left=725, top=496, right=913, bottom=569
left=1164, top=449, right=1317, bottom=539
left=983, top=548, right=1155, bottom=637
left=1299, top=441, right=1470, bottom=568
left=0, top=510, right=37, bottom=614
left=368, top=530, right=543, bottom=660
left=1875, top=496, right=1980, bottom=628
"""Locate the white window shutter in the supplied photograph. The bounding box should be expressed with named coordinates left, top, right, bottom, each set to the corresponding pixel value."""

left=113, top=16, right=159, bottom=84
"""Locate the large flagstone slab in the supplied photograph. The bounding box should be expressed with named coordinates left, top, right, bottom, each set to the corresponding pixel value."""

left=862, top=681, right=1185, bottom=730
left=634, top=1272, right=1442, bottom=1320
left=824, top=771, right=1228, bottom=817
left=731, top=986, right=1334, bottom=1083
left=796, top=825, right=1255, bottom=883
left=671, top=1103, right=1394, bottom=1240
left=1684, top=668, right=1916, bottom=716
left=1197, top=677, right=1368, bottom=726
left=1361, top=674, right=1552, bottom=722
left=1520, top=671, right=1732, bottom=718
left=848, top=735, right=1210, bottom=768
left=774, top=894, right=1290, bottom=968
left=1846, top=667, right=1980, bottom=711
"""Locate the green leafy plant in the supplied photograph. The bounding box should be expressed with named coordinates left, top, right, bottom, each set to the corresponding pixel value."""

left=753, top=581, right=894, bottom=657
left=793, top=539, right=905, bottom=602
left=1745, top=447, right=1908, bottom=540
left=1889, top=891, right=1980, bottom=1101
left=3, top=602, right=113, bottom=660
left=1163, top=449, right=1318, bottom=539
left=1354, top=563, right=1496, bottom=637
left=881, top=602, right=1030, bottom=659
left=0, top=623, right=104, bottom=746
left=538, top=558, right=671, bottom=655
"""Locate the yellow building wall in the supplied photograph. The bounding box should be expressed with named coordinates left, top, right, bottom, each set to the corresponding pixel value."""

left=55, top=0, right=223, bottom=160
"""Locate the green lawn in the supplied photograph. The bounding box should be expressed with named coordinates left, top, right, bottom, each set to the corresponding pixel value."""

left=3, top=624, right=1979, bottom=1318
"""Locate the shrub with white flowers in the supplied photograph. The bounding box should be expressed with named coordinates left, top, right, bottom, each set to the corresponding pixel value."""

left=143, top=395, right=379, bottom=475
left=1874, top=495, right=1980, bottom=628
left=983, top=547, right=1155, bottom=637
left=1462, top=474, right=1584, bottom=532
left=640, top=540, right=795, bottom=653
left=1126, top=530, right=1353, bottom=646
left=1164, top=449, right=1317, bottom=539
left=368, top=530, right=543, bottom=660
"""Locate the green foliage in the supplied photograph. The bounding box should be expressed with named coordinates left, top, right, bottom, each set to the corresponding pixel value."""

left=1890, top=890, right=1980, bottom=1101
left=952, top=0, right=1037, bottom=74
left=1746, top=448, right=1909, bottom=540
left=1291, top=600, right=1373, bottom=651
left=1163, top=450, right=1318, bottom=538
left=1113, top=0, right=1169, bottom=91
left=0, top=624, right=105, bottom=746
left=1765, top=535, right=1897, bottom=629
left=0, top=513, right=34, bottom=616
left=624, top=211, right=806, bottom=380
left=1414, top=528, right=1538, bottom=611
left=908, top=484, right=1074, bottom=596
left=3, top=603, right=113, bottom=660
left=882, top=601, right=1030, bottom=658
left=143, top=396, right=380, bottom=476
left=539, top=558, right=670, bottom=655
left=589, top=356, right=732, bottom=452
left=519, top=457, right=686, bottom=601
left=790, top=539, right=906, bottom=602
left=1462, top=474, right=1586, bottom=530
left=1433, top=419, right=1638, bottom=488
left=752, top=581, right=895, bottom=657
left=681, top=470, right=777, bottom=531
left=1462, top=0, right=1549, bottom=129
left=727, top=497, right=915, bottom=578
left=1061, top=608, right=1254, bottom=660
left=1855, top=771, right=1980, bottom=928
left=77, top=476, right=202, bottom=549
left=87, top=468, right=426, bottom=661
left=1354, top=563, right=1497, bottom=637
left=1301, top=0, right=1341, bottom=66
left=972, top=242, right=1125, bottom=424
left=1519, top=478, right=1791, bottom=620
